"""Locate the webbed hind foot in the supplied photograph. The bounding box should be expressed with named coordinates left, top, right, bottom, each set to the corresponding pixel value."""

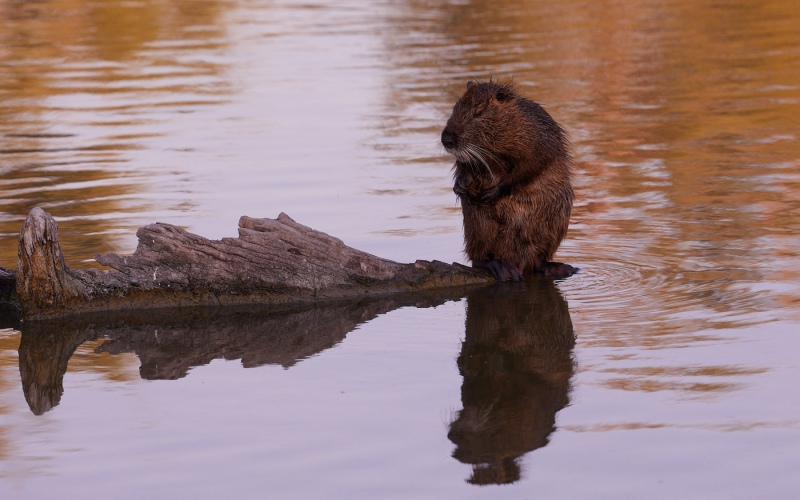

left=472, top=259, right=524, bottom=282
left=541, top=262, right=578, bottom=279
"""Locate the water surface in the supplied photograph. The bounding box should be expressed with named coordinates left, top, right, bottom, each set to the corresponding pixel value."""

left=1, top=0, right=799, bottom=498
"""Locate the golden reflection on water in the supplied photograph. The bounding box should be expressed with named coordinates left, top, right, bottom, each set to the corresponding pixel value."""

left=0, top=0, right=799, bottom=491
left=0, top=0, right=230, bottom=264
left=382, top=0, right=800, bottom=320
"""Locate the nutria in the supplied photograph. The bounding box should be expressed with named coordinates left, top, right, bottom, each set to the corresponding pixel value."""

left=441, top=80, right=577, bottom=281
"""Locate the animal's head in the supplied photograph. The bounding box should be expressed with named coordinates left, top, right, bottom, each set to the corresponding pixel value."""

left=441, top=80, right=524, bottom=166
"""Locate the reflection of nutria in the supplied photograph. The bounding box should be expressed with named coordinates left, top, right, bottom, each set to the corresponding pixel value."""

left=448, top=279, right=575, bottom=485
left=441, top=80, right=576, bottom=281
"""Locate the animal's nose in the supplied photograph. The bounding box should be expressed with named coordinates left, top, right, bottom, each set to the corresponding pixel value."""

left=441, top=128, right=458, bottom=150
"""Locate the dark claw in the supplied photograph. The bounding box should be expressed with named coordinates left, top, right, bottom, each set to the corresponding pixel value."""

left=473, top=259, right=524, bottom=282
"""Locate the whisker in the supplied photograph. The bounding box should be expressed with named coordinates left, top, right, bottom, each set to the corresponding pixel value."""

left=465, top=145, right=495, bottom=182
left=473, top=145, right=502, bottom=165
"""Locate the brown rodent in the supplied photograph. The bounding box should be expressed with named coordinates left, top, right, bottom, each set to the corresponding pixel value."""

left=441, top=80, right=576, bottom=281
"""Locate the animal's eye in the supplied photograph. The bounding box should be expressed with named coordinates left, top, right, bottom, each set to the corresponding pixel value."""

left=473, top=102, right=488, bottom=117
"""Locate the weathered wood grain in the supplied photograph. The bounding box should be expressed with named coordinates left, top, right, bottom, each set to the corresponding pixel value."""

left=15, top=208, right=492, bottom=319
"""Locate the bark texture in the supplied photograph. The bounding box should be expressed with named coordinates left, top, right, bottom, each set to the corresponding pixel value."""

left=16, top=208, right=491, bottom=319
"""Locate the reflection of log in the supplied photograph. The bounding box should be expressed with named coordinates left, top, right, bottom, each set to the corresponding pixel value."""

left=16, top=208, right=492, bottom=319
left=18, top=287, right=467, bottom=414
left=18, top=321, right=95, bottom=415
left=448, top=278, right=575, bottom=485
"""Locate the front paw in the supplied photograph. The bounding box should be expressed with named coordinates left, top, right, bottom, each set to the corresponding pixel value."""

left=478, top=182, right=510, bottom=205
left=541, top=262, right=579, bottom=279
left=454, top=179, right=481, bottom=204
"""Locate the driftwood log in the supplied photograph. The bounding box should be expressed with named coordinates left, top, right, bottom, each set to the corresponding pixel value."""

left=14, top=208, right=492, bottom=319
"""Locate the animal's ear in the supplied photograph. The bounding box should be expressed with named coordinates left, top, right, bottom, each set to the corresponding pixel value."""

left=495, top=85, right=514, bottom=102
left=466, top=80, right=475, bottom=89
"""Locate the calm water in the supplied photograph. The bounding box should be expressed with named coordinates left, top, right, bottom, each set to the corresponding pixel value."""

left=2, top=0, right=800, bottom=498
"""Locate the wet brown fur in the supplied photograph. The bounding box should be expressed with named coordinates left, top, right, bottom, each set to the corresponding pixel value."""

left=441, top=80, right=574, bottom=279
